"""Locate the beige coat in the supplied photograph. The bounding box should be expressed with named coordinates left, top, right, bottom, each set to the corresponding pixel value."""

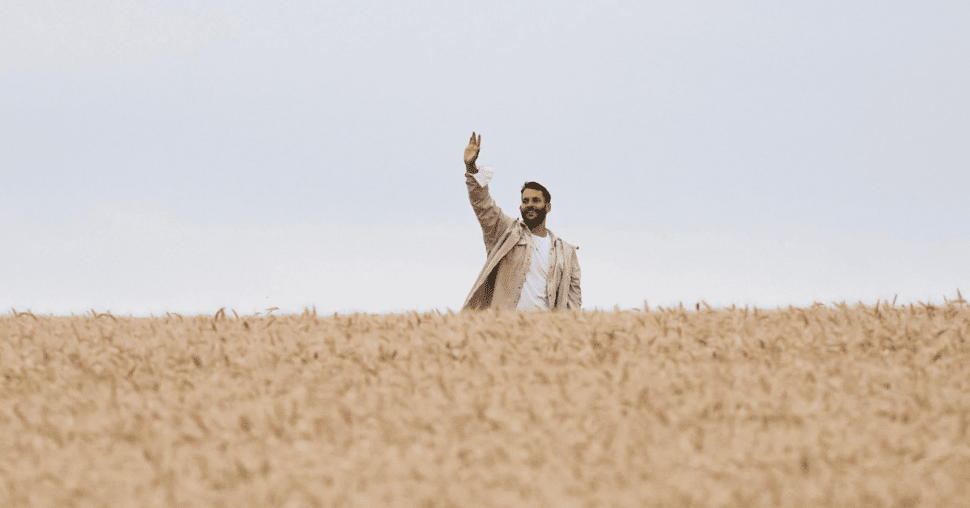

left=462, top=171, right=581, bottom=311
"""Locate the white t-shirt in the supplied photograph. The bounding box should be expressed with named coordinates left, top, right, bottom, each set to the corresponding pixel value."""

left=517, top=232, right=553, bottom=311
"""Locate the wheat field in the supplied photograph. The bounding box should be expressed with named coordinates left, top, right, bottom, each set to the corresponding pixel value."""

left=1, top=302, right=968, bottom=507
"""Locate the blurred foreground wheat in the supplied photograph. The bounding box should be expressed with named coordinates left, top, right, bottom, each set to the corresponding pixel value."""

left=1, top=303, right=968, bottom=507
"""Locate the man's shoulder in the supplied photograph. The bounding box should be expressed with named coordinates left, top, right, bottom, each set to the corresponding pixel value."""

left=550, top=231, right=578, bottom=252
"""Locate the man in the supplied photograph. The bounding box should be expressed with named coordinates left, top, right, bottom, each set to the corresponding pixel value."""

left=461, top=131, right=581, bottom=311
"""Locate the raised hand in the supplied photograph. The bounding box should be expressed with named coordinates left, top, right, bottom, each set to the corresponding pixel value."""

left=463, top=131, right=481, bottom=170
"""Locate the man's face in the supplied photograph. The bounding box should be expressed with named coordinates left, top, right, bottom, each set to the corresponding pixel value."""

left=520, top=189, right=550, bottom=228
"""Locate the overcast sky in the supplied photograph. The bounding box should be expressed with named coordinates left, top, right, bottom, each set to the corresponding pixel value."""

left=2, top=0, right=969, bottom=315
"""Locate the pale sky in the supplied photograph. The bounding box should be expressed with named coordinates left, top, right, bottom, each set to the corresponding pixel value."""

left=2, top=0, right=969, bottom=315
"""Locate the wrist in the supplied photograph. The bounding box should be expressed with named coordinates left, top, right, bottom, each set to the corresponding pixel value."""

left=466, top=162, right=478, bottom=174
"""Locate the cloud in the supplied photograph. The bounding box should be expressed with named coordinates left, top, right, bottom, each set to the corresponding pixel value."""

left=2, top=203, right=969, bottom=316
left=0, top=0, right=243, bottom=73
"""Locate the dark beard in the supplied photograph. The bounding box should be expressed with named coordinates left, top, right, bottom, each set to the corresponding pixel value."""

left=521, top=208, right=546, bottom=229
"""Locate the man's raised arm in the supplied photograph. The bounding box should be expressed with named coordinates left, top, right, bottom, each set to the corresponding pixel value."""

left=464, top=131, right=513, bottom=253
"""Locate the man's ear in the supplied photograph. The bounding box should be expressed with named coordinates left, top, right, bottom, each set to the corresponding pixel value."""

left=546, top=202, right=552, bottom=213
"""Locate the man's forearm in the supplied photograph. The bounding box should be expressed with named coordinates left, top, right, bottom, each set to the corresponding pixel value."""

left=569, top=256, right=582, bottom=309
left=466, top=167, right=509, bottom=252
left=466, top=163, right=478, bottom=174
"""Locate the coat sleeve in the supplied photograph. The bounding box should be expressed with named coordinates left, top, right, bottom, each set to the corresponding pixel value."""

left=567, top=248, right=582, bottom=309
left=466, top=171, right=514, bottom=255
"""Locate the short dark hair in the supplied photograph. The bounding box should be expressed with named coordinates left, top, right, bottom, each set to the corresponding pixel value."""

left=520, top=181, right=551, bottom=204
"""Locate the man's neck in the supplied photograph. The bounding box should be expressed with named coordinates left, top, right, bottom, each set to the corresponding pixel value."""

left=529, top=223, right=547, bottom=237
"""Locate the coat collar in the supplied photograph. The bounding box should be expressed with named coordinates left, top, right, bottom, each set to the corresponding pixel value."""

left=512, top=219, right=580, bottom=252
left=514, top=218, right=558, bottom=244
left=513, top=218, right=579, bottom=250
